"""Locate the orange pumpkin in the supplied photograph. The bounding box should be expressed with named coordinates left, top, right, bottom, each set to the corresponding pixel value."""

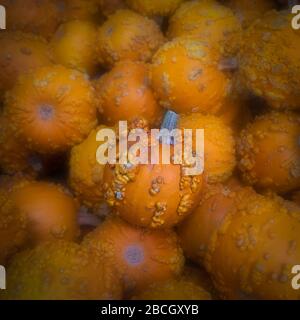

left=4, top=65, right=97, bottom=154
left=69, top=126, right=108, bottom=211
left=103, top=141, right=204, bottom=229
left=237, top=111, right=300, bottom=194
left=51, top=20, right=98, bottom=75
left=178, top=113, right=236, bottom=183
left=239, top=10, right=300, bottom=110
left=180, top=182, right=300, bottom=299
left=82, top=216, right=185, bottom=293
left=168, top=0, right=241, bottom=55
left=96, top=9, right=165, bottom=68
left=126, top=0, right=184, bottom=17
left=225, top=0, right=275, bottom=28
left=206, top=190, right=300, bottom=300
left=0, top=31, right=52, bottom=97
left=0, top=175, right=30, bottom=265
left=1, top=241, right=123, bottom=300
left=132, top=278, right=211, bottom=300
left=178, top=178, right=243, bottom=265
left=94, top=61, right=163, bottom=127
left=2, top=0, right=63, bottom=39
left=150, top=37, right=232, bottom=115
left=9, top=182, right=80, bottom=245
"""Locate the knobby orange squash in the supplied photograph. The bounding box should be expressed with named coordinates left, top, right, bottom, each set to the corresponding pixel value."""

left=4, top=65, right=97, bottom=154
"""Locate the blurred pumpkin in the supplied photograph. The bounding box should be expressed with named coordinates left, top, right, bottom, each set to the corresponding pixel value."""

left=239, top=10, right=300, bottom=110
left=178, top=113, right=236, bottom=183
left=94, top=60, right=163, bottom=127
left=168, top=0, right=241, bottom=55
left=51, top=20, right=98, bottom=75
left=225, top=0, right=275, bottom=28
left=4, top=65, right=97, bottom=155
left=237, top=111, right=300, bottom=194
left=69, top=126, right=108, bottom=211
left=0, top=31, right=52, bottom=97
left=178, top=178, right=243, bottom=265
left=132, top=278, right=211, bottom=300
left=7, top=182, right=80, bottom=245
left=82, top=216, right=185, bottom=293
left=96, top=9, right=164, bottom=68
left=150, top=37, right=232, bottom=115
left=0, top=175, right=30, bottom=265
left=1, top=241, right=123, bottom=300
left=2, top=0, right=63, bottom=39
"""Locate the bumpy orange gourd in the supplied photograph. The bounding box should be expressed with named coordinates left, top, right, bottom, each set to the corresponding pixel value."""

left=4, top=65, right=97, bottom=155
left=0, top=176, right=30, bottom=265
left=69, top=126, right=109, bottom=211
left=51, top=20, right=98, bottom=75
left=1, top=241, right=123, bottom=300
left=96, top=9, right=164, bottom=68
left=150, top=37, right=232, bottom=114
left=239, top=10, right=300, bottom=110
left=0, top=31, right=52, bottom=97
left=178, top=113, right=236, bottom=183
left=178, top=178, right=243, bottom=265
left=206, top=190, right=300, bottom=300
left=226, top=0, right=275, bottom=28
left=94, top=61, right=163, bottom=127
left=237, top=111, right=300, bottom=194
left=132, top=278, right=211, bottom=300
left=2, top=0, right=63, bottom=39
left=103, top=142, right=203, bottom=229
left=8, top=182, right=80, bottom=245
left=180, top=183, right=300, bottom=300
left=168, top=0, right=241, bottom=55
left=126, top=0, right=184, bottom=17
left=82, top=216, right=185, bottom=293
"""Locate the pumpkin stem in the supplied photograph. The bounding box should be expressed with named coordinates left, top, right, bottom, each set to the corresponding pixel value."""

left=161, top=110, right=179, bottom=131
left=160, top=110, right=179, bottom=145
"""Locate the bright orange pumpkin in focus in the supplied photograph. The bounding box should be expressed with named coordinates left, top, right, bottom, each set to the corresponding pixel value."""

left=103, top=142, right=203, bottom=229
